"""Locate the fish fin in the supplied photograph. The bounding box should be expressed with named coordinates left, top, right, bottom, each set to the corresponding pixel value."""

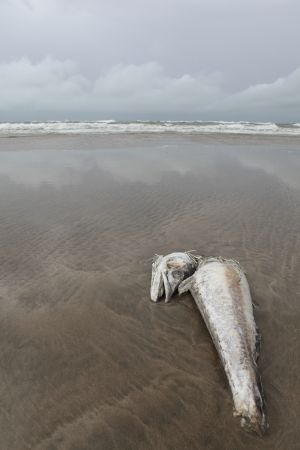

left=185, top=250, right=203, bottom=265
left=253, top=367, right=268, bottom=433
left=252, top=300, right=259, bottom=310
left=255, top=327, right=261, bottom=361
left=178, top=275, right=195, bottom=295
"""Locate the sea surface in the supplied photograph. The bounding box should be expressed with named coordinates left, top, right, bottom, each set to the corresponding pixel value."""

left=1, top=120, right=300, bottom=136
left=0, top=132, right=299, bottom=450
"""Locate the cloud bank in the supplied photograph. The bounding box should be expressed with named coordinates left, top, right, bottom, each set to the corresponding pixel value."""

left=1, top=57, right=300, bottom=122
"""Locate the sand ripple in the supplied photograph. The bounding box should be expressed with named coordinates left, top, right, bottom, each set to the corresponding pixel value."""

left=0, top=134, right=299, bottom=449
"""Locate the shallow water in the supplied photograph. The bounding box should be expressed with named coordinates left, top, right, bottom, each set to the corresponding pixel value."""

left=0, top=134, right=299, bottom=450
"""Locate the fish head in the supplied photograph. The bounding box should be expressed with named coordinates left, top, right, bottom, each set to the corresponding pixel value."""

left=150, top=255, right=164, bottom=302
left=150, top=252, right=197, bottom=303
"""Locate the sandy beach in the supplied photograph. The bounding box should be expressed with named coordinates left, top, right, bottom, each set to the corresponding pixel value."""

left=0, top=133, right=299, bottom=450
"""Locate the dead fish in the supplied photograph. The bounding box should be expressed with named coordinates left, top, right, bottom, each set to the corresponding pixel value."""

left=178, top=257, right=267, bottom=435
left=150, top=252, right=197, bottom=303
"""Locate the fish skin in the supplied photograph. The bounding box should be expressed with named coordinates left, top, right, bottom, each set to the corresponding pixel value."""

left=179, top=257, right=267, bottom=435
left=150, top=252, right=197, bottom=303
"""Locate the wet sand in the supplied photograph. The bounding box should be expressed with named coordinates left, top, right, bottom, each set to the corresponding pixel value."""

left=0, top=133, right=299, bottom=450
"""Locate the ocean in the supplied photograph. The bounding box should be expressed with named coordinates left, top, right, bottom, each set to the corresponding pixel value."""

left=1, top=120, right=300, bottom=137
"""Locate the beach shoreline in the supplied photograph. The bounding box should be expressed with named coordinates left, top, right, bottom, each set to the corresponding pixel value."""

left=0, top=134, right=299, bottom=449
left=1, top=131, right=300, bottom=152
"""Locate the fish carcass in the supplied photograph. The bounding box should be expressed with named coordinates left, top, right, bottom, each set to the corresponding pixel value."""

left=150, top=252, right=197, bottom=303
left=178, top=257, right=267, bottom=434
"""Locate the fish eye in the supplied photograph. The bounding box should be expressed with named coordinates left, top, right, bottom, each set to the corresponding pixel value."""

left=172, top=270, right=182, bottom=278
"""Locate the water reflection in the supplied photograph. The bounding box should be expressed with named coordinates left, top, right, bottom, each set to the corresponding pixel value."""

left=0, top=135, right=299, bottom=450
left=1, top=138, right=299, bottom=190
left=0, top=146, right=203, bottom=187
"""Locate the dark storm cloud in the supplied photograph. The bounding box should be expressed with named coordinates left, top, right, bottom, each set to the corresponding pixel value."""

left=0, top=0, right=299, bottom=121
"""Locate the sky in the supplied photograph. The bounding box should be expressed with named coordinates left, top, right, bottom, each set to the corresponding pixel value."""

left=0, top=0, right=299, bottom=122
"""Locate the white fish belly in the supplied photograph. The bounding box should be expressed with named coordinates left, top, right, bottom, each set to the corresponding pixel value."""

left=190, top=259, right=265, bottom=433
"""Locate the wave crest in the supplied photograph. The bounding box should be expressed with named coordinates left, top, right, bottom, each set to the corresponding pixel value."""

left=0, top=120, right=300, bottom=136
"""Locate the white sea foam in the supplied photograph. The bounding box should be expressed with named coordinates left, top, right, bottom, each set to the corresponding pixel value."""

left=0, top=121, right=300, bottom=136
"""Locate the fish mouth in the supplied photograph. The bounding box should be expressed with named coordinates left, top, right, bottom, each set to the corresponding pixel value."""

left=162, top=270, right=178, bottom=303
left=150, top=263, right=178, bottom=303
left=150, top=255, right=164, bottom=302
left=150, top=253, right=190, bottom=303
left=150, top=253, right=196, bottom=303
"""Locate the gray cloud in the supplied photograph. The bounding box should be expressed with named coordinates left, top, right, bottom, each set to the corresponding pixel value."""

left=0, top=0, right=299, bottom=121
left=0, top=57, right=224, bottom=120
left=1, top=56, right=299, bottom=121
left=219, top=67, right=300, bottom=121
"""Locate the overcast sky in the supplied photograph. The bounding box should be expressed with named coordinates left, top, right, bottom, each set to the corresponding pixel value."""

left=0, top=0, right=299, bottom=122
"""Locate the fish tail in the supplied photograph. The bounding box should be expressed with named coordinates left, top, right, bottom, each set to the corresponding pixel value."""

left=244, top=369, right=268, bottom=435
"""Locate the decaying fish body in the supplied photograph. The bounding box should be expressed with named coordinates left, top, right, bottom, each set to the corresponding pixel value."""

left=150, top=252, right=197, bottom=303
left=178, top=257, right=267, bottom=434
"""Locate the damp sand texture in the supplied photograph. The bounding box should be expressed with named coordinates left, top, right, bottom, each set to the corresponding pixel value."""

left=0, top=133, right=299, bottom=450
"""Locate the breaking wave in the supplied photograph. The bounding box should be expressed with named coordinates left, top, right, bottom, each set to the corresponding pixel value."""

left=1, top=120, right=300, bottom=136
